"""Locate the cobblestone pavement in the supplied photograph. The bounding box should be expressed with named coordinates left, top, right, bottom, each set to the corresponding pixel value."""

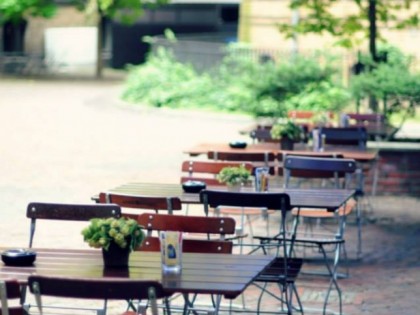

left=0, top=76, right=419, bottom=315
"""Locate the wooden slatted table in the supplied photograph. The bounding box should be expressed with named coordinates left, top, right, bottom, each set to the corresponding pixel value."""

left=184, top=142, right=378, bottom=163
left=95, top=182, right=355, bottom=212
left=0, top=248, right=275, bottom=300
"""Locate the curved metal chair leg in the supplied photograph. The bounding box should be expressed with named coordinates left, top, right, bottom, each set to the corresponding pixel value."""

left=320, top=244, right=342, bottom=315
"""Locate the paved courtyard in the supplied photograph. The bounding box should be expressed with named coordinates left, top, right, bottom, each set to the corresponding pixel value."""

left=0, top=75, right=419, bottom=314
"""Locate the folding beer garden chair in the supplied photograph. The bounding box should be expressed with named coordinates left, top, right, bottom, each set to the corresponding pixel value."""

left=135, top=212, right=236, bottom=314
left=206, top=152, right=277, bottom=242
left=282, top=155, right=358, bottom=315
left=200, top=190, right=303, bottom=315
left=25, top=202, right=122, bottom=314
left=0, top=279, right=25, bottom=315
left=28, top=276, right=169, bottom=315
left=98, top=192, right=182, bottom=216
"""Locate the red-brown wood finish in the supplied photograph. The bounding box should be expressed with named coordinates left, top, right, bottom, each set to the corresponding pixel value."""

left=0, top=248, right=275, bottom=300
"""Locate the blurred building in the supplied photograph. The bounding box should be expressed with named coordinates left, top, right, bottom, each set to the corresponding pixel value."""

left=3, top=0, right=419, bottom=72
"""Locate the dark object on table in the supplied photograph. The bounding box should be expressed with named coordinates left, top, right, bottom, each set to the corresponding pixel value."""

left=229, top=141, right=247, bottom=149
left=1, top=248, right=36, bottom=266
left=182, top=181, right=206, bottom=193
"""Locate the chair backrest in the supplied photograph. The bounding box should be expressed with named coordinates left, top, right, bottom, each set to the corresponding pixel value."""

left=318, top=126, right=368, bottom=149
left=279, top=152, right=344, bottom=177
left=283, top=156, right=357, bottom=189
left=287, top=110, right=315, bottom=120
left=200, top=190, right=292, bottom=215
left=345, top=113, right=385, bottom=125
left=200, top=190, right=292, bottom=258
left=288, top=110, right=334, bottom=120
left=0, top=279, right=24, bottom=315
left=207, top=151, right=276, bottom=175
left=136, top=213, right=235, bottom=254
left=249, top=128, right=277, bottom=143
left=98, top=193, right=182, bottom=215
left=181, top=160, right=254, bottom=186
left=26, top=202, right=122, bottom=248
left=28, top=276, right=167, bottom=315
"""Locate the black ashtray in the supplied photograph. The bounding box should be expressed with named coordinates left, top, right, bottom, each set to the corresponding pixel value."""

left=182, top=181, right=206, bottom=193
left=229, top=141, right=247, bottom=149
left=1, top=249, right=36, bottom=267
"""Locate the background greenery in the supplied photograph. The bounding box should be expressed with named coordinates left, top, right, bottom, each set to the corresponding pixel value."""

left=350, top=45, right=420, bottom=128
left=122, top=43, right=351, bottom=119
left=122, top=39, right=419, bottom=132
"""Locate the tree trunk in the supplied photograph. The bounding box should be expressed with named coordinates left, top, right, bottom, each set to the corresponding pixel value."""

left=368, top=0, right=377, bottom=62
left=95, top=11, right=104, bottom=79
left=368, top=0, right=378, bottom=112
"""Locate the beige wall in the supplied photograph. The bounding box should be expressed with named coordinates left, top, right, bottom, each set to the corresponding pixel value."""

left=239, top=0, right=420, bottom=59
left=26, top=6, right=95, bottom=54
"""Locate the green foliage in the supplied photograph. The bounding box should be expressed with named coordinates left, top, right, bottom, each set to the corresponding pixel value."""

left=280, top=0, right=419, bottom=49
left=350, top=45, right=420, bottom=118
left=122, top=47, right=213, bottom=108
left=0, top=0, right=57, bottom=24
left=247, top=53, right=339, bottom=116
left=122, top=42, right=348, bottom=117
left=72, top=0, right=169, bottom=23
left=284, top=81, right=352, bottom=113
left=82, top=217, right=145, bottom=251
left=216, top=165, right=251, bottom=186
left=270, top=119, right=302, bottom=140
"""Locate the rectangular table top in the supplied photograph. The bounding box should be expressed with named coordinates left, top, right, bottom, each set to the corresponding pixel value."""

left=183, top=142, right=378, bottom=163
left=0, top=248, right=275, bottom=299
left=98, top=182, right=355, bottom=211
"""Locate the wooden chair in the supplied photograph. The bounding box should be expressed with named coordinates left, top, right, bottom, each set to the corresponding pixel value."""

left=288, top=110, right=334, bottom=142
left=0, top=279, right=24, bottom=315
left=249, top=128, right=277, bottom=143
left=288, top=110, right=334, bottom=121
left=28, top=276, right=169, bottom=315
left=136, top=213, right=235, bottom=253
left=187, top=157, right=274, bottom=241
left=277, top=152, right=344, bottom=177
left=207, top=150, right=277, bottom=175
left=26, top=202, right=122, bottom=248
left=181, top=160, right=254, bottom=217
left=25, top=202, right=122, bottom=314
left=282, top=155, right=358, bottom=315
left=345, top=112, right=385, bottom=125
left=98, top=192, right=182, bottom=216
left=180, top=160, right=253, bottom=186
left=205, top=152, right=279, bottom=243
left=343, top=113, right=398, bottom=141
left=200, top=190, right=303, bottom=315
left=318, top=126, right=368, bottom=149
left=317, top=125, right=377, bottom=222
left=135, top=213, right=236, bottom=314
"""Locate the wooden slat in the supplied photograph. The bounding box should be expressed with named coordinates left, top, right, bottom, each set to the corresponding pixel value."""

left=183, top=142, right=378, bottom=163
left=101, top=183, right=354, bottom=211
left=0, top=248, right=274, bottom=300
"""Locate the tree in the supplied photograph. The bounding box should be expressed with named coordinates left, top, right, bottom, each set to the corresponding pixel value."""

left=72, top=0, right=169, bottom=78
left=0, top=0, right=57, bottom=52
left=278, top=0, right=419, bottom=61
left=350, top=45, right=420, bottom=129
left=0, top=0, right=56, bottom=24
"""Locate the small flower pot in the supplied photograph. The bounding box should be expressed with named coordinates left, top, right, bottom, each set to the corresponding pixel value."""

left=102, top=241, right=131, bottom=268
left=280, top=137, right=294, bottom=150
left=227, top=184, right=242, bottom=192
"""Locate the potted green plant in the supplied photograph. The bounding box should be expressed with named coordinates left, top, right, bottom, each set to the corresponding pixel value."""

left=270, top=119, right=302, bottom=150
left=82, top=217, right=145, bottom=268
left=216, top=165, right=251, bottom=190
